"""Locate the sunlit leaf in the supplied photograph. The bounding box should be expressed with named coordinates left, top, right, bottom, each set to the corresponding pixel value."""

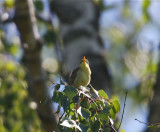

left=112, top=100, right=121, bottom=113
left=60, top=118, right=81, bottom=131
left=110, top=100, right=120, bottom=120
left=96, top=100, right=105, bottom=108
left=98, top=90, right=109, bottom=98
left=60, top=119, right=76, bottom=128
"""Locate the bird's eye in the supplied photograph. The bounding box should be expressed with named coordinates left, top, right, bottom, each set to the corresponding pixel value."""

left=80, top=58, right=89, bottom=64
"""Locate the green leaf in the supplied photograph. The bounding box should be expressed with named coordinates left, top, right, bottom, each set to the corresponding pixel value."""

left=80, top=98, right=88, bottom=108
left=112, top=100, right=120, bottom=113
left=52, top=91, right=70, bottom=112
left=90, top=103, right=97, bottom=109
left=97, top=105, right=112, bottom=121
left=91, top=120, right=100, bottom=132
left=63, top=86, right=78, bottom=99
left=79, top=123, right=89, bottom=132
left=110, top=109, right=116, bottom=119
left=52, top=91, right=65, bottom=104
left=89, top=108, right=96, bottom=117
left=98, top=90, right=108, bottom=98
left=110, top=99, right=121, bottom=119
left=60, top=118, right=81, bottom=131
left=70, top=103, right=75, bottom=110
left=60, top=118, right=76, bottom=128
left=61, top=97, right=70, bottom=112
left=52, top=90, right=59, bottom=102
left=96, top=100, right=105, bottom=109
left=142, top=0, right=151, bottom=22
left=77, top=107, right=91, bottom=119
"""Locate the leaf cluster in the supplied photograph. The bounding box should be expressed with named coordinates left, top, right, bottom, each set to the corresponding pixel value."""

left=0, top=56, right=44, bottom=132
left=52, top=83, right=120, bottom=132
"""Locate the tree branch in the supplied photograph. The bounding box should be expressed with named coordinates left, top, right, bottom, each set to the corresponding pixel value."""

left=117, top=90, right=128, bottom=131
left=14, top=0, right=58, bottom=131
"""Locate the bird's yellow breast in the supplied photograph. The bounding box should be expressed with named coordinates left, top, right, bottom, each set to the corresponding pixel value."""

left=72, top=62, right=91, bottom=87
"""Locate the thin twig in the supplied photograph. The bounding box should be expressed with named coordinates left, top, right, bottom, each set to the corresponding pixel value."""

left=135, top=118, right=160, bottom=126
left=117, top=90, right=128, bottom=131
left=59, top=112, right=65, bottom=121
left=135, top=118, right=149, bottom=125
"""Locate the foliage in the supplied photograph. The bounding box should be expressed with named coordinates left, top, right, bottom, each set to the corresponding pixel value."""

left=142, top=0, right=151, bottom=22
left=135, top=118, right=160, bottom=132
left=0, top=30, right=44, bottom=132
left=148, top=125, right=160, bottom=132
left=52, top=83, right=120, bottom=132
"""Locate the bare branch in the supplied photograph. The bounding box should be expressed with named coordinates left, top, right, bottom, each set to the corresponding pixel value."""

left=135, top=118, right=149, bottom=125
left=117, top=90, right=128, bottom=131
left=135, top=118, right=160, bottom=127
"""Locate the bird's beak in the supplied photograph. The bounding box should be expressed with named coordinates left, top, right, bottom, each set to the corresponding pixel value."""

left=82, top=56, right=86, bottom=62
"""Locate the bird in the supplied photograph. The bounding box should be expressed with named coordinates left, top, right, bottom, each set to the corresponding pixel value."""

left=68, top=56, right=91, bottom=88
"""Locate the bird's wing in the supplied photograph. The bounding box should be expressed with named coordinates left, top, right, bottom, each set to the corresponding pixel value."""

left=68, top=67, right=79, bottom=85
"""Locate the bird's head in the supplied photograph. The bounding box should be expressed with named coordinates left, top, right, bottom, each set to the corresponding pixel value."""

left=80, top=56, right=89, bottom=68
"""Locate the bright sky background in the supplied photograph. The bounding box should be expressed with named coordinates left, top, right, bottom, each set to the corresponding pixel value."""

left=100, top=1, right=160, bottom=132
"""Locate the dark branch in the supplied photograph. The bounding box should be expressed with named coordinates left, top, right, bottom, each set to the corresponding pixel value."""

left=135, top=118, right=149, bottom=125
left=135, top=118, right=160, bottom=126
left=117, top=90, right=128, bottom=131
